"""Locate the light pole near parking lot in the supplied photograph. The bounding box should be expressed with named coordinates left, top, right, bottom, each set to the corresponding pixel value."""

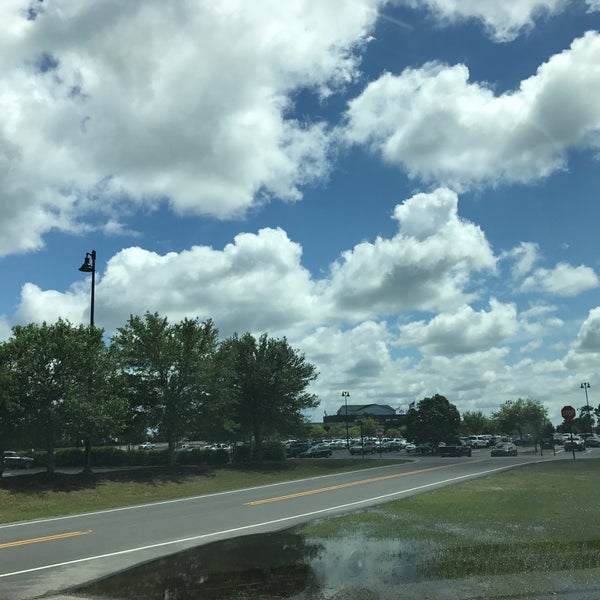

left=581, top=382, right=592, bottom=435
left=341, top=391, right=350, bottom=449
left=78, top=249, right=97, bottom=327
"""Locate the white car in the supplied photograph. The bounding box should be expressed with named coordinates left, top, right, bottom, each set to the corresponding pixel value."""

left=138, top=442, right=155, bottom=450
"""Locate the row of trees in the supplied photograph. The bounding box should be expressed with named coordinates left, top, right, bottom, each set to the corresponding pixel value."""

left=311, top=395, right=559, bottom=448
left=0, top=313, right=319, bottom=472
left=404, top=394, right=553, bottom=447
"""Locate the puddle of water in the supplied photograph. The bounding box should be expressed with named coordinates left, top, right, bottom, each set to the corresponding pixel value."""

left=69, top=529, right=425, bottom=599
left=67, top=528, right=600, bottom=600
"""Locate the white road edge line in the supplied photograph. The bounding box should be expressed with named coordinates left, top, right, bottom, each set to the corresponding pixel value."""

left=0, top=462, right=415, bottom=530
left=0, top=463, right=518, bottom=579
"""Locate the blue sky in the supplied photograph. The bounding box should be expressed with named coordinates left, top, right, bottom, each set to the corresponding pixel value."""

left=1, top=0, right=600, bottom=423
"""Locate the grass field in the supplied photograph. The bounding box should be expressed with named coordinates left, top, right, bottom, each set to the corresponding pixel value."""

left=0, top=458, right=405, bottom=524
left=299, top=459, right=600, bottom=580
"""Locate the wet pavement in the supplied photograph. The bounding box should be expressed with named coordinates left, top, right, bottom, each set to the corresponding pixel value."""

left=55, top=528, right=600, bottom=600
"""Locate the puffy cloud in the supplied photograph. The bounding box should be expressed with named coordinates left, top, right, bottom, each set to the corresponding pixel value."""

left=325, top=188, right=496, bottom=318
left=399, top=299, right=518, bottom=355
left=15, top=188, right=499, bottom=335
left=502, top=242, right=540, bottom=280
left=0, top=315, right=12, bottom=342
left=0, top=0, right=383, bottom=257
left=16, top=227, right=322, bottom=338
left=342, top=31, right=600, bottom=189
left=401, top=0, right=567, bottom=42
left=519, top=262, right=599, bottom=296
left=572, top=306, right=600, bottom=352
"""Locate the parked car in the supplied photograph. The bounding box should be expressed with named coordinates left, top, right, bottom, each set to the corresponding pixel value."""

left=583, top=435, right=600, bottom=447
left=299, top=444, right=332, bottom=458
left=380, top=440, right=402, bottom=452
left=564, top=437, right=585, bottom=452
left=439, top=440, right=472, bottom=457
left=174, top=444, right=193, bottom=452
left=404, top=443, right=417, bottom=453
left=138, top=442, right=155, bottom=450
left=468, top=435, right=489, bottom=448
left=490, top=442, right=518, bottom=457
left=286, top=441, right=311, bottom=458
left=3, top=450, right=34, bottom=469
left=350, top=441, right=376, bottom=455
left=206, top=443, right=232, bottom=452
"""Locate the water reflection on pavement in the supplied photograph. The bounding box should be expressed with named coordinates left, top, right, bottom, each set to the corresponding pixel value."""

left=70, top=530, right=422, bottom=600
left=68, top=528, right=600, bottom=600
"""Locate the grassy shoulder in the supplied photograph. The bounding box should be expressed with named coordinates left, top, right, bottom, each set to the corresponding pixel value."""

left=299, top=459, right=600, bottom=579
left=0, top=458, right=405, bottom=524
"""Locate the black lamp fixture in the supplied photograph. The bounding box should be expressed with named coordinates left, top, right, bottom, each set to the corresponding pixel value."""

left=78, top=250, right=96, bottom=327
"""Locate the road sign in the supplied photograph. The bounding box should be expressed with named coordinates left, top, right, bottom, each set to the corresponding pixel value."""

left=561, top=405, right=576, bottom=421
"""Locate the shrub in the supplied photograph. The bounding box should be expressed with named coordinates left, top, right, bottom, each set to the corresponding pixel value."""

left=262, top=441, right=286, bottom=462
left=205, top=449, right=230, bottom=465
left=231, top=444, right=252, bottom=464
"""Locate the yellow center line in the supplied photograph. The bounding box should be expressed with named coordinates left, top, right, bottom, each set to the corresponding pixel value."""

left=0, top=529, right=93, bottom=550
left=244, top=459, right=488, bottom=506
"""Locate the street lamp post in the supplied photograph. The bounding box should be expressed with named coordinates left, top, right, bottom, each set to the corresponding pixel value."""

left=77, top=249, right=96, bottom=474
left=78, top=250, right=96, bottom=327
left=341, top=391, right=350, bottom=449
left=581, top=382, right=592, bottom=435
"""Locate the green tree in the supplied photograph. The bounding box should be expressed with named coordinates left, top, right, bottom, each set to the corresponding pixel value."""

left=460, top=410, right=493, bottom=435
left=3, top=320, right=125, bottom=474
left=0, top=344, right=21, bottom=473
left=492, top=398, right=549, bottom=450
left=405, top=394, right=460, bottom=445
left=112, top=312, right=218, bottom=466
left=221, top=332, right=318, bottom=462
left=62, top=329, right=128, bottom=472
left=578, top=404, right=595, bottom=435
left=358, top=416, right=380, bottom=437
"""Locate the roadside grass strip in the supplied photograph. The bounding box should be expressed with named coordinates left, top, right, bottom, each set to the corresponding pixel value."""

left=299, top=459, right=600, bottom=579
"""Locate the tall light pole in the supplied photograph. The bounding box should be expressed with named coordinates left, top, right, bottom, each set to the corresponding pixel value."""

left=78, top=249, right=97, bottom=474
left=341, top=391, right=350, bottom=449
left=78, top=250, right=96, bottom=327
left=581, top=382, right=592, bottom=435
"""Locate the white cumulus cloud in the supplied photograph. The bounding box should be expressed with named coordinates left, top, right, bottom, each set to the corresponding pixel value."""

left=400, top=0, right=568, bottom=42
left=342, top=31, right=600, bottom=190
left=325, top=188, right=496, bottom=318
left=520, top=262, right=599, bottom=296
left=399, top=299, right=518, bottom=355
left=0, top=0, right=383, bottom=257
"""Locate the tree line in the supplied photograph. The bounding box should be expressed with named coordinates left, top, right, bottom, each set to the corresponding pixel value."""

left=0, top=312, right=318, bottom=472
left=404, top=394, right=575, bottom=449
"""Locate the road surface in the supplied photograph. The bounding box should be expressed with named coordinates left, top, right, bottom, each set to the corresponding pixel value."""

left=0, top=448, right=587, bottom=599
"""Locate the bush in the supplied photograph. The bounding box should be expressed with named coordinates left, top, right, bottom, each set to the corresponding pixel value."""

left=262, top=441, right=286, bottom=462
left=91, top=446, right=129, bottom=467
left=55, top=447, right=85, bottom=467
left=175, top=448, right=206, bottom=465
left=205, top=449, right=230, bottom=465
left=231, top=444, right=252, bottom=464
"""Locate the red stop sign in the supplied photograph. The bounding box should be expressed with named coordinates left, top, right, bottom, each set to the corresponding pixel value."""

left=561, top=405, right=576, bottom=421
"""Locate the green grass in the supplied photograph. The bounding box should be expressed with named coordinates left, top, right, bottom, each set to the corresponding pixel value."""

left=299, top=459, right=600, bottom=579
left=0, top=458, right=405, bottom=524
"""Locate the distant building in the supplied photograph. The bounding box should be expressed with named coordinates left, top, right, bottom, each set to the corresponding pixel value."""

left=324, top=403, right=405, bottom=429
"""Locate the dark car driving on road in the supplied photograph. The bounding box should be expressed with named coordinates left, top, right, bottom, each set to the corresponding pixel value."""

left=490, top=442, right=518, bottom=457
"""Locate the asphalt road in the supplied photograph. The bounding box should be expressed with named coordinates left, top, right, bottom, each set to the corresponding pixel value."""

left=0, top=447, right=591, bottom=599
